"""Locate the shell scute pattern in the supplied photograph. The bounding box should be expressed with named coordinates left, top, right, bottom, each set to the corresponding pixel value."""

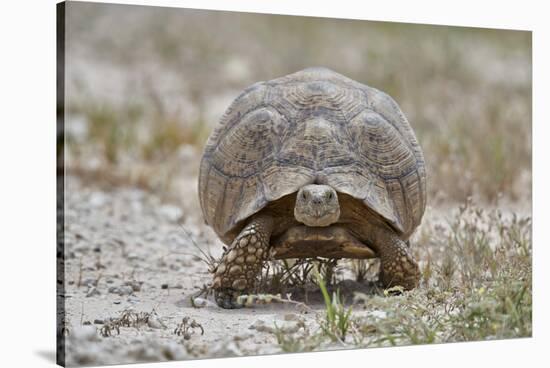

left=199, top=67, right=426, bottom=242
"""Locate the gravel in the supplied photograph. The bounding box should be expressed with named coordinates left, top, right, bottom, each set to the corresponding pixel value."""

left=61, top=175, right=324, bottom=365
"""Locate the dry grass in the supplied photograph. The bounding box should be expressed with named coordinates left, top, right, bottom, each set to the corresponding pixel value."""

left=262, top=201, right=531, bottom=349
left=361, top=200, right=531, bottom=345
left=63, top=3, right=531, bottom=204
left=188, top=200, right=531, bottom=349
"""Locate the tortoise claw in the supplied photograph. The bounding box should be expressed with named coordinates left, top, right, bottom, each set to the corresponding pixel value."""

left=214, top=288, right=244, bottom=309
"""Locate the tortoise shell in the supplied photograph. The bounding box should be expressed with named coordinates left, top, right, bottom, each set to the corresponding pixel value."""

left=198, top=67, right=426, bottom=245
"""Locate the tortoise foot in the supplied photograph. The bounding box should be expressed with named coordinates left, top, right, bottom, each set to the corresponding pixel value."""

left=380, top=262, right=420, bottom=290
left=376, top=231, right=421, bottom=291
left=211, top=214, right=273, bottom=309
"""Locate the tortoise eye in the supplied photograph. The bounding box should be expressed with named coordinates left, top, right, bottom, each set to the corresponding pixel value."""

left=326, top=192, right=333, bottom=200
left=301, top=192, right=307, bottom=200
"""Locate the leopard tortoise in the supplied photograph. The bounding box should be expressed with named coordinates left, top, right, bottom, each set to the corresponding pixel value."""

left=198, top=67, right=427, bottom=308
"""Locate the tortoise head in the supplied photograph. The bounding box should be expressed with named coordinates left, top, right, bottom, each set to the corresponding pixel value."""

left=294, top=184, right=340, bottom=227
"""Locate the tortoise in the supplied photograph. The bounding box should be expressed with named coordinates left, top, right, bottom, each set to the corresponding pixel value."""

left=198, top=67, right=426, bottom=308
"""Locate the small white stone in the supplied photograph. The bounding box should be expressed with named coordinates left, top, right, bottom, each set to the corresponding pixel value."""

left=370, top=310, right=387, bottom=319
left=190, top=297, right=217, bottom=308
left=89, top=192, right=107, bottom=208
left=157, top=205, right=183, bottom=223
left=147, top=314, right=165, bottom=329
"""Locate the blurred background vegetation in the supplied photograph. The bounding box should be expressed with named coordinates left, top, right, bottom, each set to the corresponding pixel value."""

left=63, top=2, right=531, bottom=207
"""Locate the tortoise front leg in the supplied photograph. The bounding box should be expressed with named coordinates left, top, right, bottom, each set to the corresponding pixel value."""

left=373, top=228, right=420, bottom=290
left=212, top=214, right=273, bottom=309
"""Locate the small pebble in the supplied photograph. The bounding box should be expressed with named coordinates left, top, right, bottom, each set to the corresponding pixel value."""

left=89, top=192, right=107, bottom=208
left=189, top=297, right=217, bottom=308
left=191, top=297, right=207, bottom=308
left=283, top=313, right=300, bottom=321
left=147, top=315, right=165, bottom=329
left=169, top=264, right=181, bottom=272
left=120, top=285, right=133, bottom=295
left=157, top=205, right=183, bottom=223
left=127, top=252, right=141, bottom=261
left=108, top=285, right=133, bottom=296
left=126, top=296, right=140, bottom=304
left=124, top=280, right=142, bottom=292
left=370, top=310, right=387, bottom=319
left=249, top=319, right=274, bottom=333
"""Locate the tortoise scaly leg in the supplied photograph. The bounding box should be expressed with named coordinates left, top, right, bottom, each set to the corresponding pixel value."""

left=212, top=214, right=273, bottom=309
left=373, top=229, right=420, bottom=290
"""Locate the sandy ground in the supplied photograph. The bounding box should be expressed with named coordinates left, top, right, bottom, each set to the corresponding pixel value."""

left=61, top=171, right=531, bottom=366
left=62, top=174, right=358, bottom=366
left=64, top=171, right=529, bottom=366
